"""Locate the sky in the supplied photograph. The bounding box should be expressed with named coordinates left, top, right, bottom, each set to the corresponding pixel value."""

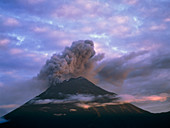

left=0, top=0, right=170, bottom=116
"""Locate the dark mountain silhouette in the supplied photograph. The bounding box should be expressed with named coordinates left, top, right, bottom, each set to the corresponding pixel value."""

left=1, top=77, right=170, bottom=128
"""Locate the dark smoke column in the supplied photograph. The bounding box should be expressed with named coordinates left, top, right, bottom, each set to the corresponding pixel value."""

left=37, top=40, right=104, bottom=85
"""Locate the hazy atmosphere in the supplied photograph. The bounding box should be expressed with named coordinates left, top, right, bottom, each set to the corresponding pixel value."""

left=0, top=0, right=170, bottom=116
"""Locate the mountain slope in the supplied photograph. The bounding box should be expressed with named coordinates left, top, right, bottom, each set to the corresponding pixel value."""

left=1, top=77, right=169, bottom=128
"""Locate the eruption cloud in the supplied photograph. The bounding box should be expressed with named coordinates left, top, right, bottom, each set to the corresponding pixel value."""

left=37, top=40, right=104, bottom=85
left=37, top=40, right=149, bottom=86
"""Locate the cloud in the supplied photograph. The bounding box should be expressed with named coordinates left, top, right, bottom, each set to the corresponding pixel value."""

left=4, top=18, right=20, bottom=26
left=30, top=94, right=119, bottom=117
left=32, top=26, right=48, bottom=33
left=120, top=93, right=169, bottom=103
left=32, top=93, right=117, bottom=105
left=137, top=100, right=170, bottom=113
left=150, top=24, right=166, bottom=31
left=164, top=18, right=170, bottom=22
left=37, top=40, right=104, bottom=84
left=33, top=94, right=95, bottom=104
left=124, top=0, right=138, bottom=5
left=110, top=25, right=130, bottom=37
left=51, top=0, right=108, bottom=19
left=0, top=104, right=19, bottom=109
left=97, top=50, right=148, bottom=86
left=9, top=48, right=23, bottom=54
left=0, top=39, right=10, bottom=47
left=108, top=16, right=129, bottom=24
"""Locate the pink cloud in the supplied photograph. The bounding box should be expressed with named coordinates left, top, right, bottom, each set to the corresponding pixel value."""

left=110, top=25, right=130, bottom=37
left=49, top=30, right=67, bottom=38
left=108, top=16, right=129, bottom=24
left=150, top=24, right=166, bottom=30
left=4, top=71, right=15, bottom=75
left=25, top=52, right=48, bottom=63
left=0, top=39, right=10, bottom=46
left=25, top=53, right=37, bottom=57
left=96, top=21, right=107, bottom=29
left=3, top=71, right=22, bottom=79
left=32, top=27, right=48, bottom=33
left=120, top=93, right=169, bottom=103
left=59, top=39, right=71, bottom=46
left=75, top=0, right=101, bottom=10
left=4, top=18, right=20, bottom=26
left=0, top=104, right=19, bottom=109
left=53, top=5, right=83, bottom=18
left=9, top=48, right=23, bottom=55
left=52, top=0, right=108, bottom=19
left=137, top=40, right=162, bottom=51
left=124, top=0, right=138, bottom=5
left=164, top=18, right=170, bottom=22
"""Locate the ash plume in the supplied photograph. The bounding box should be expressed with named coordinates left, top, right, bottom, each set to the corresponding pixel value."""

left=37, top=40, right=104, bottom=85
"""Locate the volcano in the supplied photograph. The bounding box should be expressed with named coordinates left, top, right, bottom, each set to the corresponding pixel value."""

left=1, top=77, right=170, bottom=128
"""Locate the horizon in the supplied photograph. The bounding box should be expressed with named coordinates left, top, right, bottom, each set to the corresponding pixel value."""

left=0, top=0, right=170, bottom=117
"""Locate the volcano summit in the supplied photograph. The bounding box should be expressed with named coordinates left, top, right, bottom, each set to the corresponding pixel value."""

left=1, top=77, right=169, bottom=128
